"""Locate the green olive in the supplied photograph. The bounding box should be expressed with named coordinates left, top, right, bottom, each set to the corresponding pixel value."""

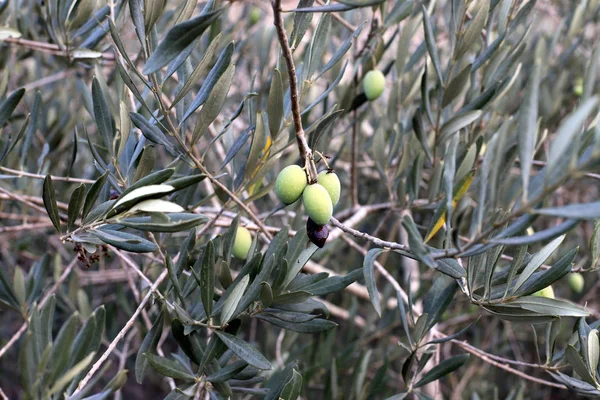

left=318, top=170, right=341, bottom=206
left=303, top=184, right=333, bottom=225
left=574, top=77, right=584, bottom=97
left=533, top=286, right=555, bottom=299
left=568, top=273, right=584, bottom=293
left=249, top=7, right=261, bottom=25
left=275, top=165, right=308, bottom=205
left=232, top=226, right=252, bottom=259
left=363, top=70, right=385, bottom=101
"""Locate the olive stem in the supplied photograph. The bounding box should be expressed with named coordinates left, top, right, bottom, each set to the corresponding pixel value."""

left=314, top=150, right=332, bottom=171
left=271, top=0, right=318, bottom=183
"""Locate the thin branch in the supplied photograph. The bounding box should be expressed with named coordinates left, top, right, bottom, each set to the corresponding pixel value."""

left=23, top=70, right=72, bottom=91
left=3, top=37, right=116, bottom=61
left=448, top=338, right=567, bottom=389
left=351, top=109, right=359, bottom=207
left=330, top=216, right=412, bottom=256
left=74, top=268, right=169, bottom=395
left=145, top=72, right=274, bottom=241
left=0, top=257, right=78, bottom=360
left=0, top=166, right=94, bottom=184
left=271, top=0, right=317, bottom=181
left=0, top=322, right=28, bottom=360
left=0, top=221, right=54, bottom=233
left=0, top=193, right=69, bottom=211
left=0, top=186, right=67, bottom=220
left=109, top=246, right=167, bottom=303
left=341, top=235, right=408, bottom=305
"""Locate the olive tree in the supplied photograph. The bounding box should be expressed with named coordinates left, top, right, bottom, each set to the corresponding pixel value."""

left=0, top=0, right=599, bottom=399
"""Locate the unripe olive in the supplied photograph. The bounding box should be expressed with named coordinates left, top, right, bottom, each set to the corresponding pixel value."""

left=362, top=70, right=385, bottom=101
left=318, top=170, right=341, bottom=206
left=568, top=272, right=584, bottom=294
left=249, top=7, right=261, bottom=25
left=232, top=226, right=252, bottom=259
left=574, top=77, right=584, bottom=97
left=533, top=286, right=555, bottom=299
left=302, top=184, right=333, bottom=225
left=307, top=217, right=329, bottom=248
left=275, top=165, right=308, bottom=205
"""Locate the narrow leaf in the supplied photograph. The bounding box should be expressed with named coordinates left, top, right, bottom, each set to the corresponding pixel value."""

left=213, top=331, right=272, bottom=370
left=43, top=175, right=61, bottom=233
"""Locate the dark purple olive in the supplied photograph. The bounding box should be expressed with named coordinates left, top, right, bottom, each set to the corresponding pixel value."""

left=306, top=217, right=329, bottom=248
left=109, top=189, right=119, bottom=200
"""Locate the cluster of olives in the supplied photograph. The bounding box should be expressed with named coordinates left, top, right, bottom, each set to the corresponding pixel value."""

left=230, top=69, right=381, bottom=258
left=275, top=165, right=340, bottom=248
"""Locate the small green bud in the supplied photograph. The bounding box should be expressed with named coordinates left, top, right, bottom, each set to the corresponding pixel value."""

left=303, top=184, right=333, bottom=225
left=275, top=165, right=308, bottom=205
left=232, top=226, right=252, bottom=259
left=363, top=69, right=385, bottom=100
left=318, top=170, right=341, bottom=206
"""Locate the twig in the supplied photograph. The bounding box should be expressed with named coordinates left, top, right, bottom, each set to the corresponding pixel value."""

left=3, top=37, right=116, bottom=61
left=0, top=322, right=28, bottom=360
left=0, top=193, right=69, bottom=211
left=109, top=247, right=168, bottom=305
left=0, top=186, right=67, bottom=220
left=145, top=71, right=274, bottom=241
left=448, top=338, right=567, bottom=389
left=0, top=257, right=78, bottom=360
left=0, top=166, right=94, bottom=184
left=351, top=109, right=359, bottom=207
left=340, top=236, right=408, bottom=305
left=0, top=222, right=54, bottom=233
left=314, top=0, right=357, bottom=31
left=74, top=268, right=169, bottom=394
left=0, top=386, right=8, bottom=400
left=23, top=71, right=72, bottom=91
left=330, top=217, right=412, bottom=256
left=275, top=330, right=285, bottom=368
left=319, top=298, right=367, bottom=328
left=271, top=0, right=317, bottom=181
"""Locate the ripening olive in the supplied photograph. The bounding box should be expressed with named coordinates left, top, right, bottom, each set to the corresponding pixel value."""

left=533, top=286, right=555, bottom=299
left=568, top=273, right=584, bottom=294
left=303, top=184, right=333, bottom=225
left=275, top=165, right=308, bottom=205
left=307, top=217, right=329, bottom=248
left=363, top=69, right=385, bottom=101
left=232, top=226, right=252, bottom=259
left=318, top=170, right=341, bottom=206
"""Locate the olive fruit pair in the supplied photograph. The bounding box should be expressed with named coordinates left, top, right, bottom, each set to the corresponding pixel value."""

left=363, top=69, right=385, bottom=101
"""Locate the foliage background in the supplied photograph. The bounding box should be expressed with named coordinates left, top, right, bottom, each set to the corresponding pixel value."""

left=0, top=0, right=599, bottom=399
